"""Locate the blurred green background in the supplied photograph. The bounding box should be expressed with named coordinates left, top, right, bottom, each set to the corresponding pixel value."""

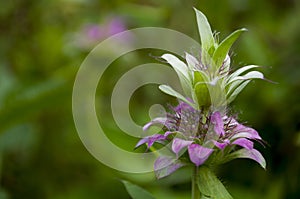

left=0, top=0, right=299, bottom=198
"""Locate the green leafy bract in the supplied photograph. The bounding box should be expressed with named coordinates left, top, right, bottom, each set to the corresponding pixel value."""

left=213, top=28, right=247, bottom=71
left=197, top=166, right=233, bottom=199
left=159, top=85, right=197, bottom=109
left=194, top=82, right=211, bottom=108
left=161, top=54, right=193, bottom=98
left=122, top=180, right=155, bottom=199
left=194, top=8, right=216, bottom=65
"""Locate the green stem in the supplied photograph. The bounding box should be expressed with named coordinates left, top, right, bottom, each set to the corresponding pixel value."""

left=192, top=166, right=201, bottom=199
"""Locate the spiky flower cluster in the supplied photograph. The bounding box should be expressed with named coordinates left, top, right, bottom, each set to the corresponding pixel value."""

left=136, top=8, right=266, bottom=179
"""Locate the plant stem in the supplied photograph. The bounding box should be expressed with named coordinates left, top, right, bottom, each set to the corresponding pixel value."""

left=192, top=166, right=201, bottom=199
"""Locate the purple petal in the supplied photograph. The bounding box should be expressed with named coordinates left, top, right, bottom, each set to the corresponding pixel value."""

left=232, top=138, right=254, bottom=150
left=231, top=148, right=266, bottom=169
left=164, top=131, right=173, bottom=137
left=135, top=137, right=149, bottom=149
left=143, top=117, right=167, bottom=131
left=211, top=111, right=226, bottom=136
left=188, top=144, right=214, bottom=166
left=233, top=124, right=262, bottom=140
left=135, top=134, right=166, bottom=149
left=172, top=138, right=193, bottom=157
left=173, top=101, right=195, bottom=113
left=147, top=134, right=165, bottom=148
left=154, top=156, right=185, bottom=179
left=213, top=139, right=230, bottom=150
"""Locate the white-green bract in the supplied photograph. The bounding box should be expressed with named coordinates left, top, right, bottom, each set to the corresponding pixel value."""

left=159, top=8, right=264, bottom=109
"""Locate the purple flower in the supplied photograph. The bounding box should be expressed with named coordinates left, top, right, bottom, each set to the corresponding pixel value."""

left=136, top=102, right=212, bottom=173
left=107, top=18, right=127, bottom=35
left=136, top=102, right=266, bottom=178
left=72, top=17, right=129, bottom=50
left=211, top=112, right=262, bottom=151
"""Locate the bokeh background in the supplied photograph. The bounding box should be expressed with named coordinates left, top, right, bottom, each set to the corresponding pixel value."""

left=0, top=0, right=299, bottom=198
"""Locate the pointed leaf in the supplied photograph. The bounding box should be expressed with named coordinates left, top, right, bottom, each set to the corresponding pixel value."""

left=122, top=180, right=155, bottom=199
left=161, top=54, right=193, bottom=97
left=194, top=82, right=211, bottom=108
left=194, top=8, right=215, bottom=53
left=161, top=53, right=190, bottom=78
left=159, top=85, right=196, bottom=108
left=226, top=79, right=245, bottom=94
left=227, top=80, right=250, bottom=103
left=185, top=52, right=199, bottom=71
left=227, top=71, right=264, bottom=84
left=197, top=166, right=233, bottom=199
left=213, top=28, right=247, bottom=69
left=227, top=65, right=260, bottom=83
left=193, top=70, right=209, bottom=85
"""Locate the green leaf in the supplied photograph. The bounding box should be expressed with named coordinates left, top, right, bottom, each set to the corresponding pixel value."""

left=122, top=180, right=155, bottom=199
left=161, top=54, right=193, bottom=97
left=194, top=8, right=215, bottom=53
left=193, top=70, right=209, bottom=86
left=213, top=28, right=247, bottom=69
left=159, top=85, right=197, bottom=108
left=197, top=166, right=233, bottom=199
left=185, top=52, right=199, bottom=71
left=161, top=54, right=189, bottom=79
left=227, top=65, right=259, bottom=83
left=194, top=82, right=211, bottom=108
left=226, top=80, right=250, bottom=103
left=227, top=71, right=264, bottom=85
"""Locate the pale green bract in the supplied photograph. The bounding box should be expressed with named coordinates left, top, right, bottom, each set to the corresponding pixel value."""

left=159, top=8, right=264, bottom=108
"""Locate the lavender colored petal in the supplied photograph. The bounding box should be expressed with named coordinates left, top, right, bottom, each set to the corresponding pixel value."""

left=232, top=138, right=254, bottom=150
left=147, top=134, right=166, bottom=148
left=213, top=139, right=230, bottom=150
left=233, top=124, right=262, bottom=140
left=172, top=138, right=193, bottom=157
left=154, top=156, right=185, bottom=179
left=135, top=134, right=166, bottom=149
left=164, top=131, right=174, bottom=138
left=143, top=117, right=167, bottom=131
left=135, top=137, right=149, bottom=149
left=211, top=111, right=226, bottom=136
left=229, top=148, right=266, bottom=169
left=173, top=101, right=195, bottom=113
left=188, top=144, right=214, bottom=166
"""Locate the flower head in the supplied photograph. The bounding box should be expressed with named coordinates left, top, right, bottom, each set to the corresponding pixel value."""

left=136, top=102, right=266, bottom=178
